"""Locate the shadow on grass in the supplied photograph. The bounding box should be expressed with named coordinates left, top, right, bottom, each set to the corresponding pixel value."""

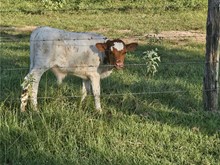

left=0, top=126, right=78, bottom=165
left=0, top=28, right=31, bottom=42
left=101, top=43, right=220, bottom=135
left=1, top=33, right=219, bottom=139
left=0, top=123, right=141, bottom=165
left=0, top=31, right=30, bottom=69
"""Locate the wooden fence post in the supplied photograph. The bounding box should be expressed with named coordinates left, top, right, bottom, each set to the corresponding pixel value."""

left=203, top=0, right=220, bottom=111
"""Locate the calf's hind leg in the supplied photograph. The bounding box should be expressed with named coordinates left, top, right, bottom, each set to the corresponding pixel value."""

left=20, top=69, right=45, bottom=112
left=81, top=79, right=91, bottom=102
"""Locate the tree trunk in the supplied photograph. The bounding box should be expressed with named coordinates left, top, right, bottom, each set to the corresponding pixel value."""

left=203, top=0, right=220, bottom=111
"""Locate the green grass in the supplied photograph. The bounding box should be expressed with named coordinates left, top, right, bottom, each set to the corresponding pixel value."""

left=0, top=10, right=206, bottom=37
left=1, top=0, right=220, bottom=164
left=1, top=0, right=207, bottom=37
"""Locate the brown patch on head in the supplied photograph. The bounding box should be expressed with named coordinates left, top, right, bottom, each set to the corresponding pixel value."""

left=96, top=39, right=138, bottom=69
left=106, top=39, right=126, bottom=69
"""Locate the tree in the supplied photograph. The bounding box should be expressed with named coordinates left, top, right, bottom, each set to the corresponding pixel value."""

left=203, top=0, right=220, bottom=111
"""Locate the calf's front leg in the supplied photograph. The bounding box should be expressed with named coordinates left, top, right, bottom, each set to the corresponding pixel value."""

left=20, top=69, right=45, bottom=112
left=89, top=74, right=102, bottom=112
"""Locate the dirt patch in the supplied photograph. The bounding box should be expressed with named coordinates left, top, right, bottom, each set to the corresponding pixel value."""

left=91, top=28, right=110, bottom=33
left=15, top=26, right=37, bottom=32
left=1, top=26, right=206, bottom=43
left=117, top=29, right=132, bottom=34
left=0, top=26, right=37, bottom=32
left=120, top=37, right=140, bottom=44
left=145, top=30, right=205, bottom=43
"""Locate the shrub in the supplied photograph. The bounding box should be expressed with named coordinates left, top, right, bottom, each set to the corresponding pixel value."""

left=142, top=48, right=161, bottom=76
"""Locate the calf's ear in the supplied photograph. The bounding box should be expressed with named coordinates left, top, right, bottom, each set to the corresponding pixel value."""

left=126, top=43, right=138, bottom=52
left=96, top=43, right=107, bottom=52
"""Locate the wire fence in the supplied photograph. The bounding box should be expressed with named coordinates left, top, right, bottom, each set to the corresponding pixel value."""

left=2, top=76, right=218, bottom=103
left=0, top=33, right=208, bottom=43
left=0, top=5, right=219, bottom=163
left=0, top=33, right=211, bottom=72
left=0, top=9, right=218, bottom=104
left=0, top=61, right=210, bottom=72
left=1, top=87, right=219, bottom=104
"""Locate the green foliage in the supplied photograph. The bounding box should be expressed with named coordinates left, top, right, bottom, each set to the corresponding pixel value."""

left=42, top=0, right=66, bottom=10
left=142, top=48, right=161, bottom=76
left=0, top=0, right=219, bottom=164
left=163, top=0, right=206, bottom=11
left=21, top=74, right=35, bottom=89
left=1, top=38, right=220, bottom=164
left=0, top=0, right=207, bottom=12
left=69, top=0, right=207, bottom=11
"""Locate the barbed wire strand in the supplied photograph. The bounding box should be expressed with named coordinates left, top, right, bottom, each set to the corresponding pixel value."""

left=0, top=22, right=217, bottom=106
left=1, top=87, right=219, bottom=103
left=0, top=5, right=215, bottom=158
left=1, top=60, right=219, bottom=72
left=0, top=34, right=206, bottom=43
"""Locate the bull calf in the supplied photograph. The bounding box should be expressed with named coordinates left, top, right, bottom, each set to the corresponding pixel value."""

left=20, top=27, right=138, bottom=112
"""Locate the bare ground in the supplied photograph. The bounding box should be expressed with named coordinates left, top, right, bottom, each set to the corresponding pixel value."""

left=145, top=30, right=205, bottom=43
left=0, top=26, right=206, bottom=43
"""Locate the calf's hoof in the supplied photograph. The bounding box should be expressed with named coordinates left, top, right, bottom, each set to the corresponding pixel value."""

left=96, top=108, right=103, bottom=114
left=20, top=105, right=26, bottom=112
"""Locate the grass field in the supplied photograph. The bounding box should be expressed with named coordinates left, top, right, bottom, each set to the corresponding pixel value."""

left=1, top=0, right=220, bottom=164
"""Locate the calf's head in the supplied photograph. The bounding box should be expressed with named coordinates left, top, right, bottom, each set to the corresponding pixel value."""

left=96, top=39, right=138, bottom=69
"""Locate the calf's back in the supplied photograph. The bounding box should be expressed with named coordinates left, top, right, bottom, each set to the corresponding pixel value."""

left=30, top=26, right=107, bottom=77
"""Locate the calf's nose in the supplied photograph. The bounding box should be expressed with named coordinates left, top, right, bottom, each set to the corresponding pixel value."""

left=115, top=60, right=124, bottom=68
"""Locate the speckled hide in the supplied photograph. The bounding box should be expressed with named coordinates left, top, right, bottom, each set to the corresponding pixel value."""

left=20, top=26, right=138, bottom=112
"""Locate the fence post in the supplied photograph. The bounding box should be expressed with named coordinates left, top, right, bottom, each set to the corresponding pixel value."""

left=203, top=0, right=220, bottom=111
